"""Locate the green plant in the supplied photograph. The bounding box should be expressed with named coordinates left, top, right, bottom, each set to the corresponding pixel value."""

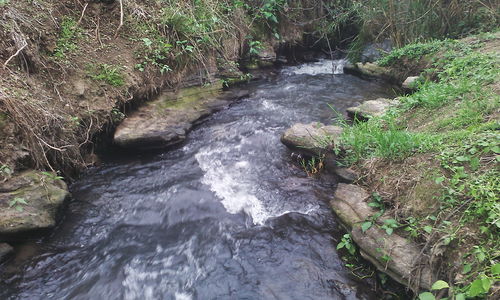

left=54, top=17, right=79, bottom=58
left=41, top=171, right=64, bottom=181
left=300, top=156, right=324, bottom=177
left=337, top=233, right=356, bottom=256
left=9, top=197, right=28, bottom=212
left=88, top=64, right=125, bottom=87
left=0, top=0, right=10, bottom=6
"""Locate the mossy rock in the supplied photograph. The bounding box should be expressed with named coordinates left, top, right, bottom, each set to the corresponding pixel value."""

left=0, top=170, right=69, bottom=236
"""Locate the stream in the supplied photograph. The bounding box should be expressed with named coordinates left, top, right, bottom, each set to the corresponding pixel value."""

left=1, top=60, right=394, bottom=299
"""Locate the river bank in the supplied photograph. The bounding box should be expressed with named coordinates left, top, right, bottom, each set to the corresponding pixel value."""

left=283, top=32, right=499, bottom=298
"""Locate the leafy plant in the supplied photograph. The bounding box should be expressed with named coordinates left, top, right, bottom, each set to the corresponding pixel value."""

left=88, top=64, right=125, bottom=87
left=9, top=197, right=28, bottom=212
left=337, top=233, right=356, bottom=256
left=54, top=17, right=80, bottom=59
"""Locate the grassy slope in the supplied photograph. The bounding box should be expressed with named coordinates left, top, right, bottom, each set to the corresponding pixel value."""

left=337, top=32, right=499, bottom=298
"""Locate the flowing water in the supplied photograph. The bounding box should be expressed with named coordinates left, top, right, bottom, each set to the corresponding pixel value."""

left=1, top=60, right=394, bottom=300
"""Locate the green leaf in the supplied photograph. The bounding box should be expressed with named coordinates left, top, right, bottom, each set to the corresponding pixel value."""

left=15, top=206, right=23, bottom=212
left=455, top=293, right=465, bottom=300
left=491, top=145, right=500, bottom=154
left=361, top=221, right=372, bottom=232
left=431, top=280, right=449, bottom=290
left=423, top=225, right=433, bottom=233
left=336, top=242, right=345, bottom=250
left=462, top=264, right=472, bottom=274
left=468, top=278, right=486, bottom=297
left=491, top=263, right=500, bottom=275
left=456, top=156, right=469, bottom=162
left=481, top=278, right=491, bottom=292
left=418, top=292, right=436, bottom=300
left=385, top=228, right=393, bottom=235
left=435, top=176, right=445, bottom=184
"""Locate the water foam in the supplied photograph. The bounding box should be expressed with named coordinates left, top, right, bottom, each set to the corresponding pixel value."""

left=283, top=59, right=346, bottom=75
left=195, top=147, right=269, bottom=225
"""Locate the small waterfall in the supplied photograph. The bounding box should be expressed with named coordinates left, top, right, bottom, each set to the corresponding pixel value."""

left=332, top=59, right=347, bottom=75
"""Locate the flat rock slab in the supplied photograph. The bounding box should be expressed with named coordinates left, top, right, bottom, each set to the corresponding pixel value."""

left=281, top=122, right=343, bottom=156
left=347, top=98, right=396, bottom=121
left=344, top=62, right=398, bottom=83
left=0, top=170, right=69, bottom=236
left=114, top=84, right=249, bottom=150
left=331, top=183, right=433, bottom=291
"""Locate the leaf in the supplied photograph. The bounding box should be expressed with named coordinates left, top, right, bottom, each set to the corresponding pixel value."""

left=418, top=292, right=436, bottom=300
left=481, top=278, right=491, bottom=292
left=455, top=156, right=469, bottom=162
left=462, top=264, right=472, bottom=274
left=385, top=228, right=393, bottom=235
left=15, top=206, right=23, bottom=212
left=455, top=293, right=465, bottom=300
left=336, top=242, right=345, bottom=250
left=491, top=263, right=500, bottom=275
left=468, top=278, right=485, bottom=297
left=435, top=176, right=445, bottom=184
left=491, top=145, right=500, bottom=154
left=431, top=280, right=449, bottom=290
left=423, top=225, right=433, bottom=233
left=361, top=221, right=372, bottom=233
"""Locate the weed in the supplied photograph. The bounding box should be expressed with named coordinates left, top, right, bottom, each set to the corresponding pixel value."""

left=88, top=64, right=125, bottom=87
left=9, top=197, right=27, bottom=212
left=337, top=233, right=356, bottom=256
left=300, top=156, right=324, bottom=177
left=53, top=17, right=79, bottom=59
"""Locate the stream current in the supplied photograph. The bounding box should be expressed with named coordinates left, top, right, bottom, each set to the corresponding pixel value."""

left=1, top=60, right=393, bottom=300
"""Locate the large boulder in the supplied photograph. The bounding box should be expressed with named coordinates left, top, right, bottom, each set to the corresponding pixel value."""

left=281, top=122, right=343, bottom=157
left=347, top=98, right=396, bottom=121
left=114, top=84, right=249, bottom=150
left=402, top=76, right=420, bottom=91
left=331, top=184, right=434, bottom=291
left=0, top=170, right=69, bottom=236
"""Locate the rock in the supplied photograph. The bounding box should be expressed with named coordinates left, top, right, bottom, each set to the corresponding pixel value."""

left=0, top=243, right=14, bottom=261
left=347, top=98, right=396, bottom=121
left=281, top=122, right=343, bottom=157
left=330, top=183, right=434, bottom=291
left=344, top=62, right=397, bottom=83
left=402, top=76, right=419, bottom=91
left=353, top=226, right=433, bottom=291
left=330, top=184, right=374, bottom=229
left=0, top=170, right=69, bottom=236
left=334, top=168, right=359, bottom=183
left=114, top=84, right=249, bottom=150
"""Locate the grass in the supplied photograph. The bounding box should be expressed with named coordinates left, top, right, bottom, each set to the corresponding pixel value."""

left=53, top=17, right=79, bottom=59
left=87, top=64, right=125, bottom=87
left=336, top=32, right=500, bottom=298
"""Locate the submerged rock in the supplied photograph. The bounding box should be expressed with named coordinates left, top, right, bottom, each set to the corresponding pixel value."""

left=331, top=184, right=433, bottom=291
left=0, top=170, right=69, bottom=236
left=347, top=98, right=396, bottom=121
left=114, top=84, right=249, bottom=150
left=0, top=243, right=13, bottom=261
left=281, top=122, right=343, bottom=157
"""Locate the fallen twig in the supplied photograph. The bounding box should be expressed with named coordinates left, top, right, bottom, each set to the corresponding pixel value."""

left=77, top=2, right=89, bottom=26
left=3, top=42, right=27, bottom=69
left=114, top=0, right=124, bottom=39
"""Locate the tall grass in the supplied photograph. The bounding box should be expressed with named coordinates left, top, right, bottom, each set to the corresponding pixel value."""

left=346, top=0, right=499, bottom=60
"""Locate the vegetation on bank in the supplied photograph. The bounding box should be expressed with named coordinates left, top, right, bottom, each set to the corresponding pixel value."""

left=335, top=32, right=499, bottom=299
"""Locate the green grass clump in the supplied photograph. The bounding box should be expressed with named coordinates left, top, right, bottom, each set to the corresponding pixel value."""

left=377, top=40, right=449, bottom=66
left=54, top=17, right=79, bottom=59
left=339, top=117, right=434, bottom=164
left=88, top=64, right=125, bottom=87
